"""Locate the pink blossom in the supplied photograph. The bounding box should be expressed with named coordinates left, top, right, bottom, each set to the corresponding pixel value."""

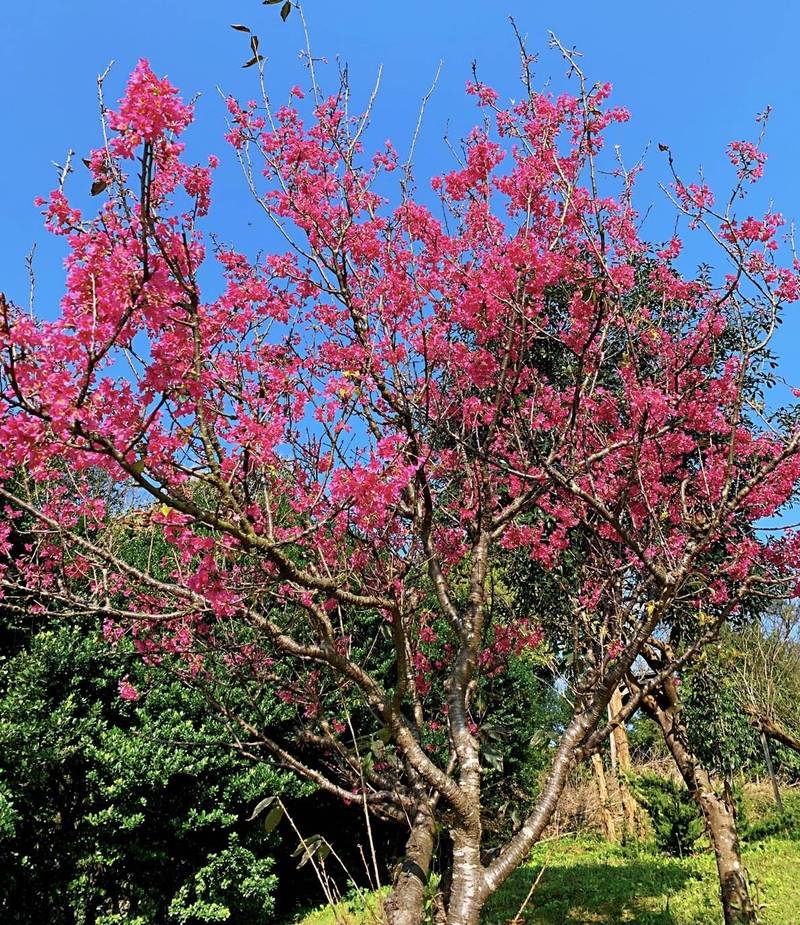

left=118, top=678, right=140, bottom=702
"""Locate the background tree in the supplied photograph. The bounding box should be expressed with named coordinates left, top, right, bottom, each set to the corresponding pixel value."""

left=0, top=614, right=291, bottom=924
left=733, top=605, right=800, bottom=769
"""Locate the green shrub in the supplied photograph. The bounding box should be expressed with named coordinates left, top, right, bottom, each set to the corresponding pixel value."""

left=0, top=620, right=294, bottom=923
left=744, top=803, right=800, bottom=842
left=627, top=772, right=704, bottom=857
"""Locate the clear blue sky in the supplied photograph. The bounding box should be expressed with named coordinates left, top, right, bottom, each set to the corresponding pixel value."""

left=1, top=0, right=798, bottom=390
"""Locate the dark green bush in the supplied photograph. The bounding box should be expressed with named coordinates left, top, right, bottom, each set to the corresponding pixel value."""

left=743, top=793, right=800, bottom=843
left=627, top=772, right=704, bottom=857
left=0, top=619, right=297, bottom=924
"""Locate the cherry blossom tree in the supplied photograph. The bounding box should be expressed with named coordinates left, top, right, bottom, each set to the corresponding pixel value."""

left=2, top=41, right=800, bottom=925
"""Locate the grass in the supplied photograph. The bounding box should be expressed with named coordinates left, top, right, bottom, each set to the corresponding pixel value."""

left=291, top=792, right=800, bottom=925
left=483, top=836, right=800, bottom=925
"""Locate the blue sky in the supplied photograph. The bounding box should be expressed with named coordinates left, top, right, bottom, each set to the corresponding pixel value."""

left=1, top=0, right=798, bottom=389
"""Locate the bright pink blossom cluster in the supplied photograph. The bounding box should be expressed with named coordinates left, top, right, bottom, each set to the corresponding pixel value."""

left=0, top=59, right=798, bottom=728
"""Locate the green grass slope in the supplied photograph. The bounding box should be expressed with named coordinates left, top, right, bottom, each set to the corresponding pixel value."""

left=483, top=836, right=800, bottom=925
left=292, top=834, right=800, bottom=925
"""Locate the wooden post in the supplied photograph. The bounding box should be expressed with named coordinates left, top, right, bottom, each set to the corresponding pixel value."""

left=760, top=729, right=785, bottom=814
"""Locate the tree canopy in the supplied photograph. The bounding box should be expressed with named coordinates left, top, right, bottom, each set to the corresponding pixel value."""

left=1, top=41, right=800, bottom=925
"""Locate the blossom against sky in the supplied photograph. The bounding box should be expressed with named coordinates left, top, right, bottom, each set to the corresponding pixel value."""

left=1, top=0, right=799, bottom=391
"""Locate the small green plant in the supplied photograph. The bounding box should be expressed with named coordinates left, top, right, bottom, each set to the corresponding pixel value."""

left=627, top=773, right=704, bottom=857
left=744, top=803, right=800, bottom=843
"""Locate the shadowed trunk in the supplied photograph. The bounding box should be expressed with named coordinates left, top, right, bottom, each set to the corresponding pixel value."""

left=386, top=822, right=488, bottom=925
left=383, top=805, right=436, bottom=925
left=591, top=752, right=618, bottom=841
left=642, top=684, right=756, bottom=925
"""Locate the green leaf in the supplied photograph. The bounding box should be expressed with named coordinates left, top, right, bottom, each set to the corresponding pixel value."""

left=262, top=803, right=284, bottom=833
left=297, top=842, right=322, bottom=870
left=247, top=795, right=275, bottom=821
left=291, top=835, right=316, bottom=858
left=230, top=23, right=251, bottom=32
left=90, top=179, right=108, bottom=197
left=130, top=459, right=146, bottom=476
left=297, top=847, right=314, bottom=868
left=242, top=55, right=264, bottom=69
left=280, top=1, right=292, bottom=21
left=482, top=742, right=504, bottom=773
left=297, top=837, right=327, bottom=868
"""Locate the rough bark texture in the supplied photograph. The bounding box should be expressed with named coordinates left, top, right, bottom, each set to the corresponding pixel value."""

left=444, top=830, right=484, bottom=925
left=383, top=806, right=436, bottom=925
left=745, top=705, right=800, bottom=754
left=643, top=685, right=756, bottom=925
left=591, top=753, right=618, bottom=841
left=698, top=786, right=755, bottom=925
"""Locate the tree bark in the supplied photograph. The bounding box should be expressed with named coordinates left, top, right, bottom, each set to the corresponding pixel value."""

left=642, top=685, right=756, bottom=925
left=744, top=705, right=800, bottom=754
left=608, top=686, right=640, bottom=836
left=385, top=824, right=491, bottom=925
left=444, top=829, right=485, bottom=925
left=591, top=752, right=618, bottom=841
left=383, top=810, right=489, bottom=925
left=383, top=805, right=436, bottom=925
left=698, top=783, right=755, bottom=925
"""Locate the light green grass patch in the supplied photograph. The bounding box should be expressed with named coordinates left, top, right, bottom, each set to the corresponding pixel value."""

left=290, top=835, right=800, bottom=925
left=484, top=836, right=800, bottom=924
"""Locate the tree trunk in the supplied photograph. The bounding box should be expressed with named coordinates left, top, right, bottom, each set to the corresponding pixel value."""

left=383, top=814, right=490, bottom=925
left=385, top=676, right=646, bottom=924
left=608, top=686, right=640, bottom=836
left=383, top=805, right=436, bottom=925
left=745, top=705, right=800, bottom=754
left=698, top=781, right=755, bottom=925
left=444, top=830, right=485, bottom=925
left=642, top=685, right=756, bottom=925
left=591, top=752, right=618, bottom=841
